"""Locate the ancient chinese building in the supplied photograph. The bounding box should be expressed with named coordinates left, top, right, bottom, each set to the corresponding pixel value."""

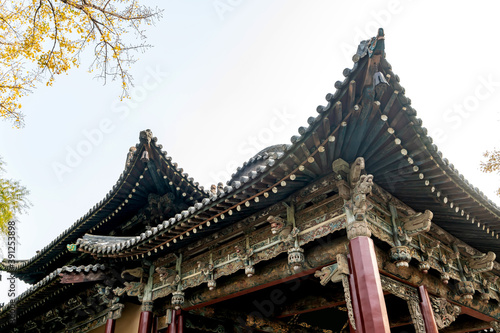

left=2, top=29, right=500, bottom=332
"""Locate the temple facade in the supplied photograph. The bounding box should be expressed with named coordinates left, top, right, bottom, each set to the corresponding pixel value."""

left=2, top=29, right=500, bottom=333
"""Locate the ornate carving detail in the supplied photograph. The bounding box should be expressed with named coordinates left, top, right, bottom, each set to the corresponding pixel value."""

left=390, top=245, right=412, bottom=268
left=380, top=275, right=418, bottom=301
left=490, top=321, right=500, bottom=332
left=350, top=174, right=374, bottom=221
left=407, top=300, right=426, bottom=333
left=142, top=300, right=154, bottom=312
left=267, top=215, right=298, bottom=246
left=198, top=260, right=216, bottom=290
left=347, top=220, right=372, bottom=239
left=430, top=297, right=461, bottom=329
left=418, top=239, right=440, bottom=274
left=125, top=146, right=137, bottom=168
left=464, top=252, right=496, bottom=275
left=140, top=129, right=153, bottom=145
left=67, top=243, right=78, bottom=253
left=287, top=247, right=304, bottom=271
left=456, top=281, right=475, bottom=300
left=24, top=321, right=37, bottom=330
left=113, top=281, right=145, bottom=299
left=440, top=272, right=450, bottom=285
left=400, top=210, right=433, bottom=236
left=314, top=254, right=349, bottom=286
left=235, top=245, right=255, bottom=277
left=336, top=157, right=374, bottom=240
left=172, top=290, right=185, bottom=310
left=341, top=275, right=356, bottom=330
left=121, top=267, right=145, bottom=281
left=156, top=266, right=180, bottom=283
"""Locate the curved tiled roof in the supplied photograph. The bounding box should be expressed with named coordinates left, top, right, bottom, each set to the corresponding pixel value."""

left=3, top=29, right=500, bottom=330
left=0, top=130, right=208, bottom=284
left=73, top=29, right=500, bottom=261
left=0, top=264, right=106, bottom=323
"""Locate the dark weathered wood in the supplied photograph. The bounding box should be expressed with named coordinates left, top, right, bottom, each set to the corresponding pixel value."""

left=183, top=237, right=349, bottom=309
left=333, top=122, right=348, bottom=161
left=357, top=114, right=388, bottom=157
left=440, top=318, right=491, bottom=333
left=275, top=289, right=346, bottom=318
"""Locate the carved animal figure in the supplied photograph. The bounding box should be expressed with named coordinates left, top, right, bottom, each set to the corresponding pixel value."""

left=267, top=215, right=299, bottom=246
left=125, top=146, right=137, bottom=168
left=314, top=266, right=336, bottom=286
left=468, top=252, right=496, bottom=273
left=267, top=215, right=290, bottom=236
left=431, top=297, right=461, bottom=329
left=113, top=281, right=145, bottom=298
left=197, top=261, right=213, bottom=276
left=121, top=268, right=144, bottom=282
left=401, top=210, right=433, bottom=236
left=350, top=157, right=365, bottom=185
left=234, top=245, right=253, bottom=263
left=140, top=129, right=153, bottom=145
left=209, top=184, right=217, bottom=198
left=155, top=266, right=180, bottom=286
left=351, top=174, right=374, bottom=220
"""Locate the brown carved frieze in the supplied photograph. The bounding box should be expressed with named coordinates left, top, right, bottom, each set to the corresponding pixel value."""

left=430, top=296, right=461, bottom=329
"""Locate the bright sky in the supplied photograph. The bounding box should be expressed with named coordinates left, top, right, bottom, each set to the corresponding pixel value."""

left=1, top=0, right=500, bottom=303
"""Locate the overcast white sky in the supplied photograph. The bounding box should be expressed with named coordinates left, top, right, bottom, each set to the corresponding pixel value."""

left=1, top=0, right=500, bottom=302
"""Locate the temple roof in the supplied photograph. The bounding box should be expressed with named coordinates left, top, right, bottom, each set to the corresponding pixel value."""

left=0, top=263, right=106, bottom=328
left=0, top=130, right=208, bottom=284
left=72, top=29, right=500, bottom=263
left=3, top=28, right=500, bottom=303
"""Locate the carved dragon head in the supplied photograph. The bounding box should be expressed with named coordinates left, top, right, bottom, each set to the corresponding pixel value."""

left=267, top=215, right=287, bottom=235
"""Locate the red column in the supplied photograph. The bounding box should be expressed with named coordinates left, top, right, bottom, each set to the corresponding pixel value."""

left=176, top=310, right=184, bottom=333
left=349, top=236, right=390, bottom=332
left=138, top=311, right=153, bottom=333
left=105, top=319, right=115, bottom=333
left=418, top=285, right=439, bottom=333
left=167, top=310, right=177, bottom=333
left=152, top=315, right=158, bottom=333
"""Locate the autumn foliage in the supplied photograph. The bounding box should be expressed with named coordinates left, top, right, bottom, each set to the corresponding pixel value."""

left=0, top=0, right=161, bottom=127
left=481, top=149, right=500, bottom=196
left=0, top=158, right=30, bottom=233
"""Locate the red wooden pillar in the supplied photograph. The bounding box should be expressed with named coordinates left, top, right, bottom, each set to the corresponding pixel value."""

left=418, top=285, right=439, bottom=333
left=105, top=318, right=115, bottom=333
left=176, top=310, right=184, bottom=333
left=138, top=311, right=153, bottom=333
left=152, top=315, right=158, bottom=333
left=167, top=310, right=177, bottom=333
left=349, top=236, right=390, bottom=332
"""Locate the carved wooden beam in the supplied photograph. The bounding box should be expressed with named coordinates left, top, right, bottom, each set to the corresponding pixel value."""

left=183, top=237, right=349, bottom=309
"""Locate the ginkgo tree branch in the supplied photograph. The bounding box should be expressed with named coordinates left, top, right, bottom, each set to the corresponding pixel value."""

left=481, top=149, right=500, bottom=196
left=0, top=0, right=162, bottom=127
